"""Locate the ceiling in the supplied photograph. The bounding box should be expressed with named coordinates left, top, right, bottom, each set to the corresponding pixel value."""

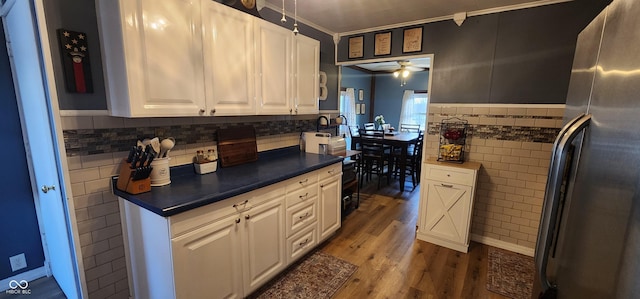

left=353, top=57, right=431, bottom=73
left=261, top=0, right=570, bottom=34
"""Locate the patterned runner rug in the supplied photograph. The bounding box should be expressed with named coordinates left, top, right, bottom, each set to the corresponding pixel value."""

left=486, top=247, right=535, bottom=299
left=248, top=250, right=357, bottom=298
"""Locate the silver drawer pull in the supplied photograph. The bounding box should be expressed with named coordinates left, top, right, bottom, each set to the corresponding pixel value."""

left=298, top=212, right=310, bottom=220
left=299, top=192, right=309, bottom=200
left=233, top=200, right=249, bottom=208
left=440, top=183, right=453, bottom=188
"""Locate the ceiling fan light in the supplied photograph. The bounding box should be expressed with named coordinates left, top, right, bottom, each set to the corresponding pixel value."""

left=393, top=71, right=400, bottom=78
left=402, top=70, right=410, bottom=78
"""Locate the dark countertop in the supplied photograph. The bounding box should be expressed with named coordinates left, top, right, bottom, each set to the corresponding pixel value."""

left=112, top=147, right=343, bottom=217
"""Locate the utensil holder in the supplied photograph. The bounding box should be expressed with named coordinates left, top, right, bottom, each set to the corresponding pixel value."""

left=116, top=159, right=151, bottom=194
left=150, top=157, right=171, bottom=186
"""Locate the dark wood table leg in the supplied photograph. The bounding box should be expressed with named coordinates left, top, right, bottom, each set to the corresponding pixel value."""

left=398, top=144, right=408, bottom=192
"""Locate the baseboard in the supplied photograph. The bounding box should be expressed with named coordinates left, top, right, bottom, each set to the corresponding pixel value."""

left=0, top=266, right=47, bottom=291
left=471, top=234, right=535, bottom=257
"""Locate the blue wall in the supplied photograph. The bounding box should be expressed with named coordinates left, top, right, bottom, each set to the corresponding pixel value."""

left=340, top=67, right=371, bottom=126
left=374, top=71, right=430, bottom=129
left=0, top=24, right=46, bottom=280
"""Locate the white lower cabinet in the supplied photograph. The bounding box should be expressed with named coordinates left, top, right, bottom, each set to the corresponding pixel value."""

left=417, top=160, right=481, bottom=253
left=241, top=195, right=286, bottom=293
left=120, top=163, right=341, bottom=298
left=318, top=164, right=342, bottom=241
left=172, top=213, right=243, bottom=299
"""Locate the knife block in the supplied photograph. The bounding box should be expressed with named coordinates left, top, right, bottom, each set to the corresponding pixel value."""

left=116, top=159, right=151, bottom=194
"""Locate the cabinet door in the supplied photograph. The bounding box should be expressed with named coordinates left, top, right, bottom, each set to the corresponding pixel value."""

left=172, top=214, right=243, bottom=299
left=255, top=20, right=292, bottom=115
left=294, top=35, right=319, bottom=114
left=242, top=196, right=286, bottom=293
left=421, top=181, right=472, bottom=244
left=102, top=0, right=205, bottom=117
left=202, top=1, right=256, bottom=116
left=319, top=175, right=341, bottom=240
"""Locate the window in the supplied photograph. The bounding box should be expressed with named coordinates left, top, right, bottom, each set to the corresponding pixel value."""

left=399, top=90, right=428, bottom=129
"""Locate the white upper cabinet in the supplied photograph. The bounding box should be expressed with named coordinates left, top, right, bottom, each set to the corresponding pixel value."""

left=255, top=19, right=292, bottom=115
left=97, top=0, right=319, bottom=117
left=202, top=1, right=256, bottom=116
left=294, top=34, right=320, bottom=115
left=97, top=0, right=206, bottom=117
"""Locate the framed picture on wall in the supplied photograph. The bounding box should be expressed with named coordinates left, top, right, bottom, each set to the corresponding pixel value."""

left=348, top=36, right=364, bottom=59
left=360, top=104, right=366, bottom=114
left=374, top=31, right=391, bottom=56
left=402, top=27, right=423, bottom=53
left=358, top=89, right=364, bottom=101
left=355, top=104, right=361, bottom=115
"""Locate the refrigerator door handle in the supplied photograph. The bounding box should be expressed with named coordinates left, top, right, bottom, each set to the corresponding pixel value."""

left=535, top=113, right=591, bottom=293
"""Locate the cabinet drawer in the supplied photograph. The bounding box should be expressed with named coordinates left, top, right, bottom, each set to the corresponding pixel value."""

left=318, top=163, right=342, bottom=181
left=425, top=165, right=474, bottom=186
left=287, top=225, right=317, bottom=263
left=285, top=172, right=318, bottom=192
left=285, top=184, right=318, bottom=208
left=286, top=200, right=317, bottom=237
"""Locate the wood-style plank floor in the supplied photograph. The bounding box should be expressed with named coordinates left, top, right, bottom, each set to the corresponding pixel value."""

left=320, top=180, right=510, bottom=299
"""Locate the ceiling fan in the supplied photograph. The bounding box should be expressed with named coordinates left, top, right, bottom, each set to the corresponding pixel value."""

left=393, top=60, right=423, bottom=78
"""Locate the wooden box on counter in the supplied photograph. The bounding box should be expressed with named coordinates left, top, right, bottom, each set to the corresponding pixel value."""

left=116, top=159, right=151, bottom=194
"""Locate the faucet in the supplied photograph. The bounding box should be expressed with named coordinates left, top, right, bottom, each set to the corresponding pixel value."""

left=338, top=115, right=348, bottom=125
left=316, top=115, right=329, bottom=132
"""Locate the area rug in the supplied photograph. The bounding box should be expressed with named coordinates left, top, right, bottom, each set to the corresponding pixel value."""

left=248, top=250, right=357, bottom=299
left=486, top=247, right=535, bottom=299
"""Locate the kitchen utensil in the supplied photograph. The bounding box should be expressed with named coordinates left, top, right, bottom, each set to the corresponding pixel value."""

left=150, top=137, right=160, bottom=155
left=159, top=137, right=175, bottom=158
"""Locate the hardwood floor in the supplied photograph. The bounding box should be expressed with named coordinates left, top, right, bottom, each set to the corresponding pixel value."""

left=320, top=180, right=510, bottom=299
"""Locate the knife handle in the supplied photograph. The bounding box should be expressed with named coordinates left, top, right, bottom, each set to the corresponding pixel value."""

left=127, top=146, right=136, bottom=163
left=146, top=152, right=155, bottom=167
left=130, top=153, right=139, bottom=169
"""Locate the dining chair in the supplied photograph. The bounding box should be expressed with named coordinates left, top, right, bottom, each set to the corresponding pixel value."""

left=359, top=134, right=391, bottom=189
left=392, top=132, right=424, bottom=190
left=400, top=123, right=421, bottom=133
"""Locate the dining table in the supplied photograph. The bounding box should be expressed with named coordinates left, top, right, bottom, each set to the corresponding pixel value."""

left=357, top=131, right=421, bottom=192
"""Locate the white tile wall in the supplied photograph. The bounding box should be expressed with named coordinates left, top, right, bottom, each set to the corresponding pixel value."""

left=62, top=115, right=302, bottom=299
left=426, top=104, right=564, bottom=251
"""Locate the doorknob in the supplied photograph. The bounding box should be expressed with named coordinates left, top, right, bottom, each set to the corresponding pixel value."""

left=41, top=185, right=56, bottom=193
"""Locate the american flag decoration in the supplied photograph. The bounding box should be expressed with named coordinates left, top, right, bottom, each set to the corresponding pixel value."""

left=57, top=29, right=93, bottom=93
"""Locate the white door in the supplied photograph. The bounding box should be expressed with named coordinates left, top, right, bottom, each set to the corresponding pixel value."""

left=318, top=176, right=341, bottom=240
left=242, top=197, right=285, bottom=293
left=2, top=1, right=80, bottom=297
left=255, top=19, right=292, bottom=115
left=422, top=181, right=472, bottom=244
left=294, top=35, right=319, bottom=115
left=172, top=214, right=243, bottom=299
left=202, top=0, right=256, bottom=116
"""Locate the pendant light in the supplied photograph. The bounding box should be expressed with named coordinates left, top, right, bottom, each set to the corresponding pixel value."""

left=280, top=0, right=286, bottom=23
left=293, top=0, right=299, bottom=35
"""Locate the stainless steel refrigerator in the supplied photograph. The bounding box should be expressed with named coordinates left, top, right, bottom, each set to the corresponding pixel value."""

left=533, top=0, right=640, bottom=297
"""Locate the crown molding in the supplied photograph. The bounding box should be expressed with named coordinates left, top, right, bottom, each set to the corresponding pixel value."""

left=338, top=0, right=572, bottom=37
left=260, top=3, right=335, bottom=36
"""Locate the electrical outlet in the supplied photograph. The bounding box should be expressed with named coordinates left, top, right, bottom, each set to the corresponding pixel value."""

left=9, top=253, right=27, bottom=272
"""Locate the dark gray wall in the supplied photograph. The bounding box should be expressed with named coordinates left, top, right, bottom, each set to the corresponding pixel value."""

left=341, top=67, right=372, bottom=125
left=337, top=1, right=610, bottom=104
left=43, top=0, right=107, bottom=110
